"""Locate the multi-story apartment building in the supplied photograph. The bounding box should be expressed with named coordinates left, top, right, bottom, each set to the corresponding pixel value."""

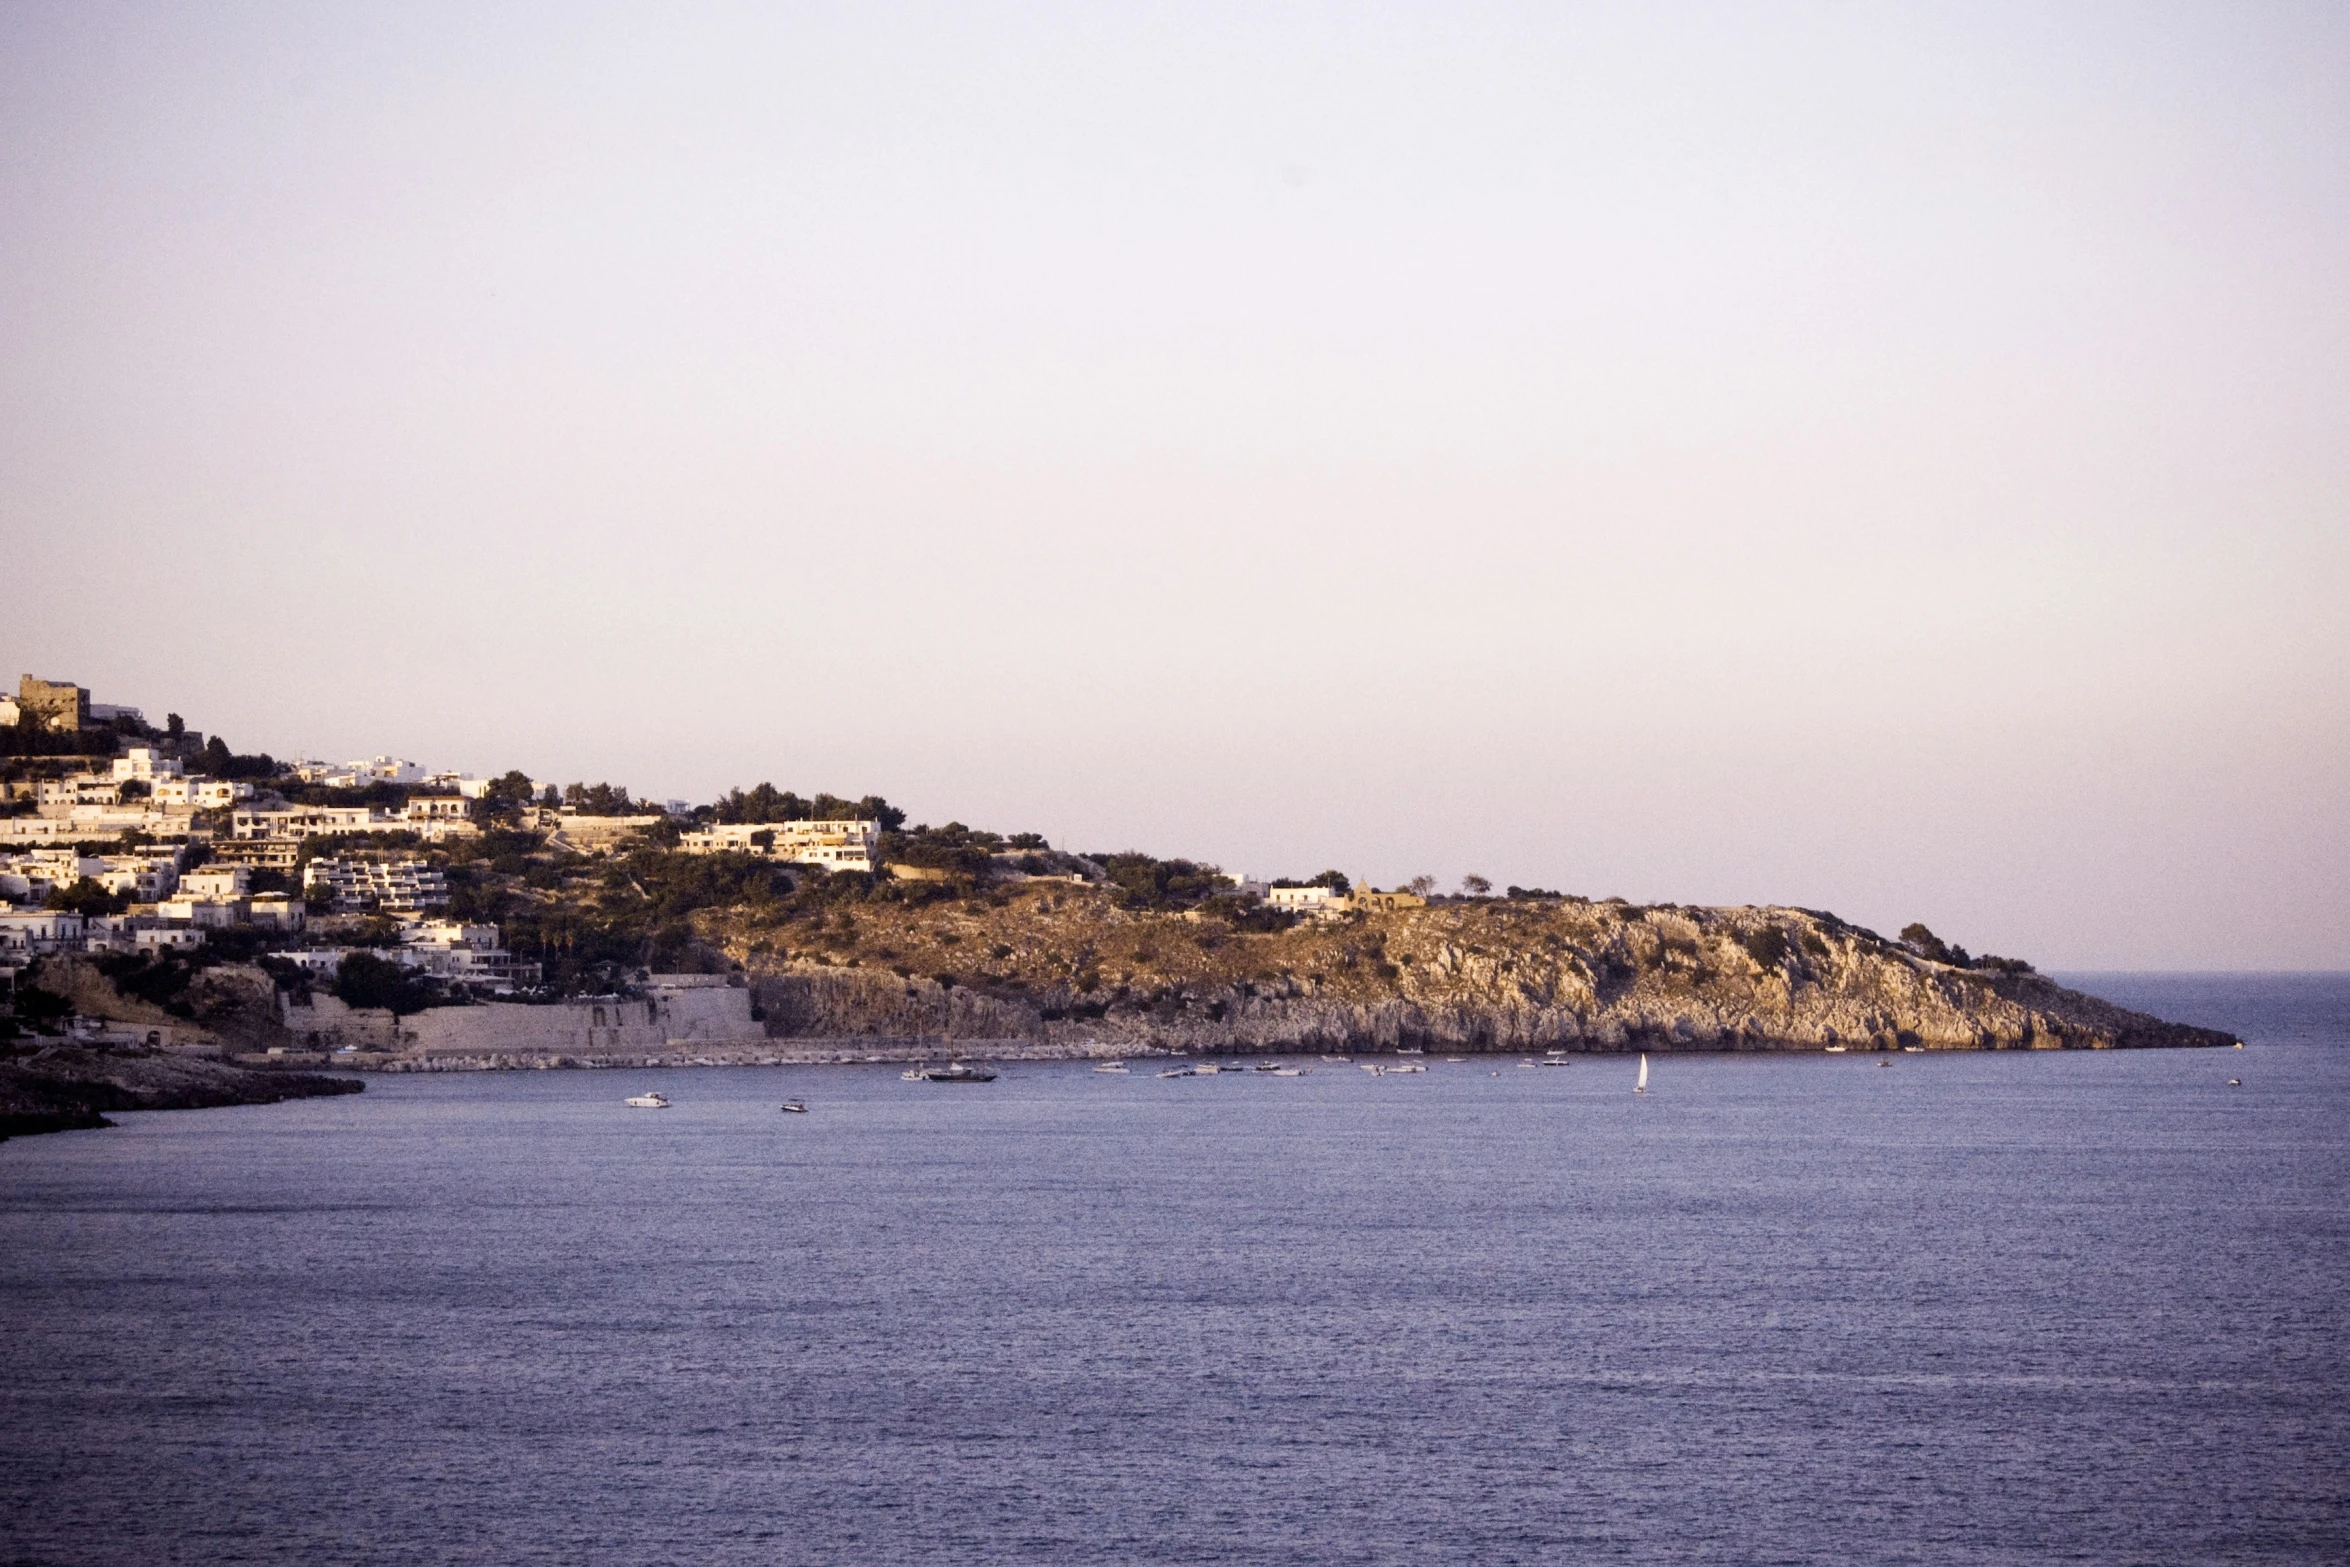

left=302, top=857, right=450, bottom=912
left=233, top=806, right=402, bottom=840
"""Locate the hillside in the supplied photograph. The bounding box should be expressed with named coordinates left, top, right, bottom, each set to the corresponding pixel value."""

left=696, top=884, right=2230, bottom=1054
left=4, top=701, right=2231, bottom=1058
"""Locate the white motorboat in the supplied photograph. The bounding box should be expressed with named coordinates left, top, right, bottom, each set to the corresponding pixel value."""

left=1271, top=1066, right=1307, bottom=1077
left=1824, top=1045, right=1848, bottom=1053
left=901, top=1067, right=927, bottom=1081
left=1194, top=1063, right=1223, bottom=1075
left=779, top=1100, right=807, bottom=1113
left=625, top=1091, right=670, bottom=1109
left=1158, top=1067, right=1195, bottom=1078
left=1387, top=1062, right=1427, bottom=1074
left=1093, top=1062, right=1129, bottom=1073
left=1322, top=1054, right=1352, bottom=1063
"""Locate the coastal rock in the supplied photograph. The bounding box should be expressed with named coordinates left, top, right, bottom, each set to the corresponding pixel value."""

left=0, top=1044, right=361, bottom=1141
left=729, top=897, right=2230, bottom=1055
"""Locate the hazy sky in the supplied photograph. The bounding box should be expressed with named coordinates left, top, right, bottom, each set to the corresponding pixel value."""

left=3, top=2, right=2345, bottom=968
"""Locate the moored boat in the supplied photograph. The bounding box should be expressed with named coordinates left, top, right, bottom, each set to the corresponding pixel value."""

left=922, top=1063, right=996, bottom=1083
left=624, top=1091, right=670, bottom=1109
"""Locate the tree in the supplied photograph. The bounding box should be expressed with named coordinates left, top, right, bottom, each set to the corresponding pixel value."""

left=201, top=736, right=234, bottom=776
left=1459, top=874, right=1493, bottom=897
left=486, top=770, right=536, bottom=805
left=165, top=713, right=185, bottom=740
left=44, top=878, right=129, bottom=916
left=332, top=952, right=437, bottom=1019
left=1405, top=875, right=1437, bottom=897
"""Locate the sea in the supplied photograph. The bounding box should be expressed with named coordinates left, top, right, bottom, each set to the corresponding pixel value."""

left=3, top=973, right=2345, bottom=1565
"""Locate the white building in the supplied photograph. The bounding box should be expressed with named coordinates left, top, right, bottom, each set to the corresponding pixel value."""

left=326, top=757, right=426, bottom=787
left=397, top=920, right=540, bottom=986
left=134, top=926, right=204, bottom=954
left=0, top=909, right=84, bottom=957
left=1267, top=884, right=1344, bottom=915
left=178, top=865, right=252, bottom=899
left=423, top=771, right=498, bottom=799
left=157, top=895, right=246, bottom=928
left=151, top=777, right=254, bottom=808
left=112, top=747, right=185, bottom=783
left=90, top=854, right=183, bottom=902
left=677, top=819, right=879, bottom=873
left=232, top=806, right=403, bottom=840
left=248, top=894, right=305, bottom=932
left=36, top=775, right=123, bottom=812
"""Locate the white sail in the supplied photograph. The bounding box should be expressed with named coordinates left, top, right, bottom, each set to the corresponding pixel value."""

left=1636, top=1054, right=1648, bottom=1092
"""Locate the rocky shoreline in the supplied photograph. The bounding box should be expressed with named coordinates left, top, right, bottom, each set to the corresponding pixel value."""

left=729, top=901, right=2241, bottom=1056
left=0, top=1045, right=362, bottom=1142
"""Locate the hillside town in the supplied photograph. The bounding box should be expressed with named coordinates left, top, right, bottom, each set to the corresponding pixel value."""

left=2, top=673, right=1436, bottom=1059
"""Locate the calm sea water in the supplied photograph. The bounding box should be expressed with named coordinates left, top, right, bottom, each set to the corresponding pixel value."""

left=4, top=974, right=2346, bottom=1566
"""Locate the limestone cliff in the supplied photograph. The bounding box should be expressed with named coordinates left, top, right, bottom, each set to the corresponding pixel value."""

left=720, top=892, right=2229, bottom=1054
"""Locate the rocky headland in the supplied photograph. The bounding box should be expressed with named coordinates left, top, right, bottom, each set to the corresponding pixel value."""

left=715, top=891, right=2234, bottom=1056
left=0, top=1043, right=361, bottom=1142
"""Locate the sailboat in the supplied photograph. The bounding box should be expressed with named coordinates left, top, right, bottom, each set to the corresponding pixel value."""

left=1634, top=1054, right=1648, bottom=1095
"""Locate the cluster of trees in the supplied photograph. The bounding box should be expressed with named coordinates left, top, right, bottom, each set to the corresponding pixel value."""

left=330, top=952, right=443, bottom=1019
left=562, top=782, right=642, bottom=816
left=0, top=721, right=121, bottom=759
left=1091, top=852, right=1231, bottom=910
left=197, top=737, right=280, bottom=779
left=1900, top=923, right=2034, bottom=974
left=1269, top=870, right=1351, bottom=894
left=280, top=779, right=410, bottom=809
left=710, top=784, right=907, bottom=831
left=42, top=878, right=131, bottom=916
left=879, top=821, right=1028, bottom=878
